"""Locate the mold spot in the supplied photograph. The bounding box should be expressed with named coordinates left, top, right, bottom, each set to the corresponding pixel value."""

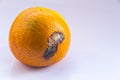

left=43, top=32, right=64, bottom=60
left=13, top=41, right=17, bottom=49
left=34, top=20, right=37, bottom=23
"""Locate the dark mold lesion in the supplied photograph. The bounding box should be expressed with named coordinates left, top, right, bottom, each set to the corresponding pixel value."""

left=43, top=32, right=64, bottom=60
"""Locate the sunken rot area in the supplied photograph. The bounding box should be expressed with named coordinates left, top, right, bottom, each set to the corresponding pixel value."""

left=43, top=32, right=64, bottom=60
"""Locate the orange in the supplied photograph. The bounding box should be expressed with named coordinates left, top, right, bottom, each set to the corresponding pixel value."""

left=9, top=7, right=71, bottom=67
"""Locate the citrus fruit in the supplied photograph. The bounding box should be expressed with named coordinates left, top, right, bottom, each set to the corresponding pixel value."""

left=9, top=7, right=71, bottom=67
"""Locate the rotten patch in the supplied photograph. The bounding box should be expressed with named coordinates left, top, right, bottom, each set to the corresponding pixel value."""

left=43, top=32, right=64, bottom=60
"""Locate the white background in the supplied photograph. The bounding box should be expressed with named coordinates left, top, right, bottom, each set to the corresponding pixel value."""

left=0, top=0, right=120, bottom=80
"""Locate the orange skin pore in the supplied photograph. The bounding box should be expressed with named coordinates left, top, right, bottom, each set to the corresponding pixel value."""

left=9, top=7, right=71, bottom=67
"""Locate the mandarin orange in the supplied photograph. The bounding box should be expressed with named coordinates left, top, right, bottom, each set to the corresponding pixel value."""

left=9, top=7, right=70, bottom=67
